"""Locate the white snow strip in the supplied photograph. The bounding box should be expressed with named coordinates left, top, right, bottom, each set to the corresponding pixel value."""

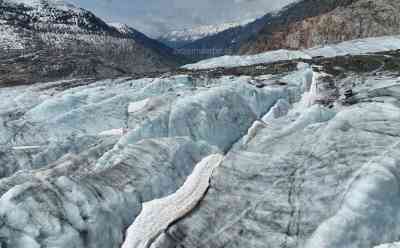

left=128, top=99, right=150, bottom=113
left=183, top=49, right=311, bottom=70
left=183, top=35, right=400, bottom=70
left=243, top=120, right=269, bottom=145
left=121, top=154, right=224, bottom=248
left=374, top=242, right=400, bottom=248
left=99, top=128, right=126, bottom=136
left=12, top=146, right=41, bottom=150
left=262, top=99, right=290, bottom=122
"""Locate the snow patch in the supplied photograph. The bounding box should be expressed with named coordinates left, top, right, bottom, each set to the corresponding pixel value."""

left=99, top=128, right=126, bottom=136
left=121, top=154, right=224, bottom=248
left=243, top=120, right=269, bottom=145
left=375, top=242, right=400, bottom=248
left=12, top=146, right=41, bottom=150
left=262, top=99, right=291, bottom=122
left=128, top=99, right=150, bottom=113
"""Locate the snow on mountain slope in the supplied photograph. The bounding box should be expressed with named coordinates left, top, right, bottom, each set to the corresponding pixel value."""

left=177, top=0, right=400, bottom=60
left=158, top=20, right=254, bottom=48
left=162, top=20, right=254, bottom=42
left=5, top=0, right=79, bottom=10
left=2, top=0, right=103, bottom=33
left=0, top=25, right=24, bottom=49
left=183, top=35, right=400, bottom=70
left=108, top=22, right=133, bottom=34
left=172, top=0, right=347, bottom=58
left=0, top=0, right=183, bottom=85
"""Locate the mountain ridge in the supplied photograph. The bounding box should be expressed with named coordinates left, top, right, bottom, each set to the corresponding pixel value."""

left=240, top=0, right=400, bottom=54
left=178, top=0, right=400, bottom=59
left=0, top=0, right=184, bottom=85
left=158, top=20, right=254, bottom=49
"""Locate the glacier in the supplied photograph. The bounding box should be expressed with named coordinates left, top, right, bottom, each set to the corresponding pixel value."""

left=0, top=36, right=400, bottom=247
left=0, top=71, right=297, bottom=247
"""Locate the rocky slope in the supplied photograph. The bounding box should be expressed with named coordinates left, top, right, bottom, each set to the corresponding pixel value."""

left=0, top=35, right=400, bottom=247
left=0, top=0, right=183, bottom=86
left=178, top=0, right=357, bottom=59
left=240, top=0, right=400, bottom=54
left=179, top=0, right=400, bottom=59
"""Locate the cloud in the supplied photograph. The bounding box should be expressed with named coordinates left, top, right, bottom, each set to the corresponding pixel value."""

left=71, top=0, right=295, bottom=37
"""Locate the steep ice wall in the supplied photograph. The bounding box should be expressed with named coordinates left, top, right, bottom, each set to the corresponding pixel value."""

left=96, top=77, right=295, bottom=170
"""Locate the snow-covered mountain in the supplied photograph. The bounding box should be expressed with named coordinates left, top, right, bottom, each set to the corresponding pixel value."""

left=240, top=0, right=400, bottom=54
left=1, top=0, right=114, bottom=34
left=158, top=20, right=254, bottom=48
left=0, top=0, right=183, bottom=85
left=179, top=0, right=400, bottom=59
left=5, top=0, right=78, bottom=10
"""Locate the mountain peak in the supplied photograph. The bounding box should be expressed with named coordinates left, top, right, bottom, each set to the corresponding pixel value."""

left=108, top=22, right=134, bottom=34
left=0, top=0, right=183, bottom=84
left=158, top=19, right=255, bottom=48
left=4, top=0, right=79, bottom=11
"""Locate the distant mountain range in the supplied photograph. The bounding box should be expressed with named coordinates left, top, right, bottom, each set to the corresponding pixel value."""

left=158, top=20, right=254, bottom=49
left=239, top=0, right=400, bottom=54
left=0, top=0, right=184, bottom=85
left=160, top=16, right=270, bottom=59
left=167, top=0, right=400, bottom=59
left=2, top=0, right=400, bottom=85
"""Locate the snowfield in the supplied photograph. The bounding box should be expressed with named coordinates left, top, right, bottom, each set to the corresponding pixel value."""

left=183, top=35, right=400, bottom=70
left=0, top=25, right=25, bottom=49
left=5, top=0, right=82, bottom=13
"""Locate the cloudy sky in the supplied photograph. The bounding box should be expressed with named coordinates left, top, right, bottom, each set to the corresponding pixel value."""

left=70, top=0, right=294, bottom=37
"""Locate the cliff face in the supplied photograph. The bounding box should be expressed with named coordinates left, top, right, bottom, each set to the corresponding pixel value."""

left=173, top=0, right=357, bottom=59
left=240, top=0, right=400, bottom=54
left=176, top=0, right=358, bottom=59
